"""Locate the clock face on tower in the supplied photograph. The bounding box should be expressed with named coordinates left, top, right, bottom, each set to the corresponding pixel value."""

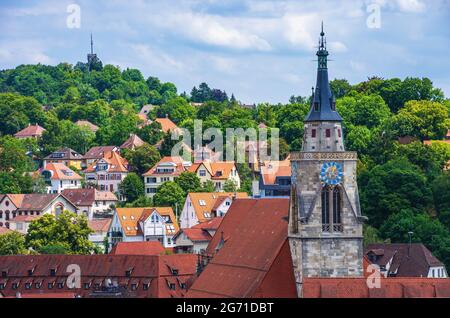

left=320, top=162, right=343, bottom=185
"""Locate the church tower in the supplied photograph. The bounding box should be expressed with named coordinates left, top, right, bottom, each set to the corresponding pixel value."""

left=288, top=24, right=366, bottom=297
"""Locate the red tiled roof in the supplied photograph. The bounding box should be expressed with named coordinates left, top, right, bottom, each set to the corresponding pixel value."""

left=88, top=219, right=112, bottom=233
left=82, top=146, right=118, bottom=160
left=0, top=227, right=13, bottom=235
left=143, top=156, right=189, bottom=176
left=260, top=160, right=291, bottom=185
left=43, top=148, right=83, bottom=161
left=187, top=198, right=295, bottom=298
left=62, top=189, right=118, bottom=207
left=75, top=120, right=99, bottom=132
left=10, top=215, right=40, bottom=223
left=17, top=194, right=59, bottom=211
left=120, top=134, right=146, bottom=150
left=85, top=151, right=129, bottom=173
left=110, top=242, right=166, bottom=256
left=365, top=243, right=444, bottom=277
left=0, top=254, right=197, bottom=298
left=192, top=217, right=223, bottom=231
left=41, top=163, right=82, bottom=180
left=155, top=118, right=178, bottom=133
left=14, top=124, right=45, bottom=138
left=181, top=228, right=212, bottom=242
left=302, top=277, right=450, bottom=298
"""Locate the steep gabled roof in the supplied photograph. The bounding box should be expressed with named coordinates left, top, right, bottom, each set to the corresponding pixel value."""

left=366, top=243, right=445, bottom=277
left=43, top=148, right=83, bottom=161
left=187, top=198, right=293, bottom=298
left=88, top=218, right=112, bottom=233
left=120, top=134, right=146, bottom=150
left=84, top=151, right=128, bottom=173
left=0, top=254, right=197, bottom=298
left=115, top=207, right=178, bottom=237
left=14, top=124, right=45, bottom=138
left=155, top=118, right=178, bottom=133
left=82, top=146, right=118, bottom=160
left=187, top=192, right=248, bottom=224
left=62, top=189, right=118, bottom=207
left=17, top=194, right=60, bottom=212
left=260, top=160, right=291, bottom=186
left=41, top=163, right=82, bottom=180
left=143, top=156, right=189, bottom=176
left=75, top=120, right=99, bottom=132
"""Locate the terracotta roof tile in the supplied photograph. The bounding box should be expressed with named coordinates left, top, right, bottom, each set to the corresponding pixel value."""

left=75, top=120, right=99, bottom=132
left=155, top=118, right=178, bottom=133
left=187, top=198, right=292, bottom=298
left=187, top=192, right=248, bottom=224
left=120, top=134, right=146, bottom=150
left=143, top=156, right=190, bottom=176
left=82, top=146, right=118, bottom=160
left=84, top=151, right=128, bottom=173
left=115, top=207, right=178, bottom=237
left=110, top=242, right=166, bottom=256
left=41, top=163, right=82, bottom=180
left=260, top=160, right=291, bottom=185
left=88, top=219, right=112, bottom=233
left=14, top=124, right=45, bottom=138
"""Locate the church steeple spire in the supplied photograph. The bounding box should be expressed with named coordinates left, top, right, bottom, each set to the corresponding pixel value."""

left=304, top=23, right=342, bottom=122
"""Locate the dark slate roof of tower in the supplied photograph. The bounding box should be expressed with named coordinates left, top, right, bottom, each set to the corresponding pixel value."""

left=304, top=24, right=343, bottom=122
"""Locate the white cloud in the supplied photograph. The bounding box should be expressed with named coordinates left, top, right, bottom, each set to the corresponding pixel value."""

left=0, top=40, right=53, bottom=67
left=329, top=41, right=348, bottom=53
left=396, top=0, right=426, bottom=13
left=130, top=44, right=184, bottom=71
left=211, top=56, right=238, bottom=75
left=154, top=12, right=272, bottom=51
left=281, top=13, right=318, bottom=51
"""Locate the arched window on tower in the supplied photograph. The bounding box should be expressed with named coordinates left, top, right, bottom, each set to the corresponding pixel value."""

left=321, top=186, right=343, bottom=232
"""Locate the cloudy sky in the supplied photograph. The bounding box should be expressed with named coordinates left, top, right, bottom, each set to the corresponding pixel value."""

left=1, top=0, right=449, bottom=103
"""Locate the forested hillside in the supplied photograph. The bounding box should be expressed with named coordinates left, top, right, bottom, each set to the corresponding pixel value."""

left=0, top=62, right=449, bottom=268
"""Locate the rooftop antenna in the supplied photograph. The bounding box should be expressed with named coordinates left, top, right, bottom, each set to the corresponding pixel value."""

left=91, top=33, right=94, bottom=55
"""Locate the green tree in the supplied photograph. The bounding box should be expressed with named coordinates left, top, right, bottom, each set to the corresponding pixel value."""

left=25, top=211, right=94, bottom=254
left=137, top=121, right=164, bottom=145
left=330, top=79, right=353, bottom=98
left=153, top=181, right=185, bottom=213
left=0, top=232, right=27, bottom=255
left=432, top=173, right=450, bottom=228
left=124, top=195, right=153, bottom=208
left=175, top=171, right=202, bottom=195
left=201, top=180, right=215, bottom=192
left=380, top=209, right=450, bottom=269
left=390, top=100, right=449, bottom=140
left=359, top=158, right=433, bottom=228
left=157, top=97, right=196, bottom=124
left=122, top=144, right=161, bottom=175
left=363, top=224, right=386, bottom=248
left=119, top=173, right=145, bottom=202
left=223, top=179, right=238, bottom=192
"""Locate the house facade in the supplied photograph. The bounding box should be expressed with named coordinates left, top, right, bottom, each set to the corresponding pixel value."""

left=62, top=188, right=118, bottom=219
left=188, top=161, right=241, bottom=192
left=84, top=151, right=129, bottom=198
left=143, top=156, right=191, bottom=197
left=109, top=207, right=178, bottom=249
left=43, top=148, right=84, bottom=170
left=41, top=163, right=82, bottom=194
left=0, top=194, right=78, bottom=233
left=259, top=160, right=291, bottom=197
left=179, top=192, right=248, bottom=229
left=81, top=146, right=119, bottom=169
